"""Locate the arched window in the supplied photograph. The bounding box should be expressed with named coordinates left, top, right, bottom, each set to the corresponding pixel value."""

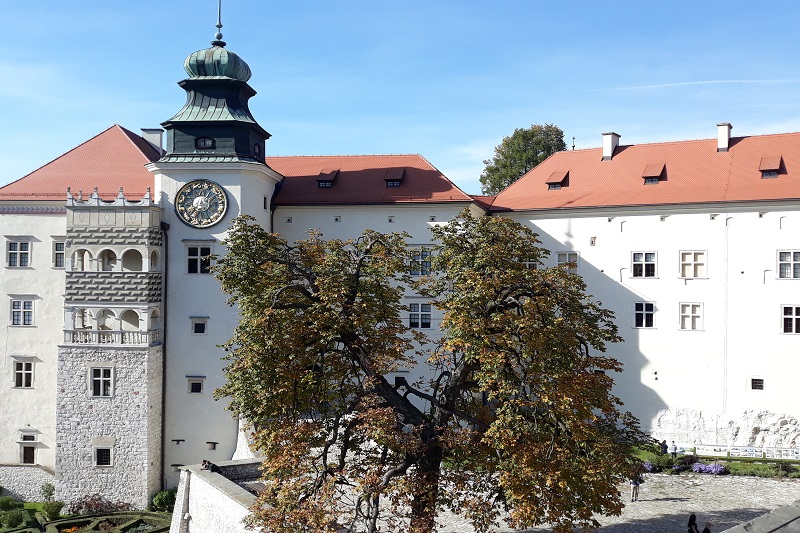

left=96, top=309, right=116, bottom=331
left=120, top=310, right=140, bottom=331
left=149, top=250, right=160, bottom=272
left=71, top=249, right=93, bottom=272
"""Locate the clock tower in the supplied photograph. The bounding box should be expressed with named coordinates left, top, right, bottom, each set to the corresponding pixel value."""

left=146, top=19, right=282, bottom=487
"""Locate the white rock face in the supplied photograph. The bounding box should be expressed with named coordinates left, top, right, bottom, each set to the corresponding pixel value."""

left=652, top=408, right=800, bottom=448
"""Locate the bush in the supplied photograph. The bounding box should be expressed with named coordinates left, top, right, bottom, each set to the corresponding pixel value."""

left=40, top=482, right=55, bottom=503
left=42, top=500, right=65, bottom=521
left=67, top=493, right=132, bottom=515
left=3, top=508, right=25, bottom=528
left=151, top=489, right=177, bottom=512
left=726, top=462, right=779, bottom=477
left=0, top=495, right=17, bottom=511
left=691, top=462, right=729, bottom=474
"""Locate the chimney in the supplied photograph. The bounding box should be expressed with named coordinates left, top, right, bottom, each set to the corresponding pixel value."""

left=602, top=132, right=620, bottom=160
left=141, top=128, right=165, bottom=155
left=717, top=123, right=732, bottom=152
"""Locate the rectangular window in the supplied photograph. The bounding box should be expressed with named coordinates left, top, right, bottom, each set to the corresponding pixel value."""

left=189, top=381, right=203, bottom=394
left=634, top=302, right=655, bottom=328
left=679, top=303, right=703, bottom=330
left=21, top=434, right=35, bottom=442
left=557, top=252, right=579, bottom=274
left=14, top=361, right=33, bottom=388
left=187, top=246, right=212, bottom=274
left=409, top=303, right=432, bottom=329
left=782, top=306, right=800, bottom=333
left=95, top=447, right=112, bottom=466
left=750, top=378, right=764, bottom=391
left=409, top=248, right=432, bottom=276
left=386, top=180, right=401, bottom=188
left=632, top=252, right=657, bottom=278
left=11, top=300, right=34, bottom=326
left=53, top=240, right=66, bottom=268
left=7, top=240, right=31, bottom=268
left=91, top=367, right=113, bottom=397
left=193, top=321, right=206, bottom=334
left=778, top=251, right=800, bottom=279
left=680, top=251, right=706, bottom=278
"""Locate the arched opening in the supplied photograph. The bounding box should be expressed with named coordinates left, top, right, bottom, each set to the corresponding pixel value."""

left=122, top=249, right=143, bottom=272
left=149, top=250, right=160, bottom=272
left=71, top=249, right=93, bottom=272
left=96, top=309, right=116, bottom=331
left=150, top=309, right=162, bottom=330
left=120, top=310, right=140, bottom=331
left=74, top=308, right=91, bottom=329
left=98, top=249, right=117, bottom=272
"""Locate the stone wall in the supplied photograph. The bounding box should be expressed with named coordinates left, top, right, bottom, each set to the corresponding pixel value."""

left=56, top=345, right=163, bottom=509
left=651, top=408, right=800, bottom=447
left=0, top=465, right=55, bottom=501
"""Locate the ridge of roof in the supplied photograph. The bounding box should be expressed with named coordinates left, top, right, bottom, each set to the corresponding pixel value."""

left=267, top=153, right=424, bottom=159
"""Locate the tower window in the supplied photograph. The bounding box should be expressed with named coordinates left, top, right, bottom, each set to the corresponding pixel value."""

left=95, top=447, right=112, bottom=466
left=195, top=137, right=215, bottom=149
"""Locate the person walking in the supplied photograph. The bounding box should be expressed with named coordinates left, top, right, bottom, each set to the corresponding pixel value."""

left=660, top=439, right=668, bottom=455
left=670, top=441, right=678, bottom=460
left=688, top=514, right=700, bottom=533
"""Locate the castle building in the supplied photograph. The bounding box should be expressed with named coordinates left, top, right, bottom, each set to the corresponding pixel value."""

left=1, top=28, right=799, bottom=508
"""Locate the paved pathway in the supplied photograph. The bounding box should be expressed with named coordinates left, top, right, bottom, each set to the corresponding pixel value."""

left=437, top=473, right=800, bottom=533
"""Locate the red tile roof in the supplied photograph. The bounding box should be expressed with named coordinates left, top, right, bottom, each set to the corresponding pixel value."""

left=491, top=132, right=800, bottom=212
left=0, top=125, right=160, bottom=202
left=268, top=154, right=473, bottom=205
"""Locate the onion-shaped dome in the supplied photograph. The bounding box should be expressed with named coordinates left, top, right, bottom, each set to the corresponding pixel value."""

left=183, top=43, right=252, bottom=82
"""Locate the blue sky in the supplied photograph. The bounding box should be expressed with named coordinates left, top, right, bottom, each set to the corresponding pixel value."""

left=3, top=1, right=800, bottom=194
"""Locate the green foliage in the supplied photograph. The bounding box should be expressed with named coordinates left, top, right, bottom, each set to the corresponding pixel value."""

left=216, top=212, right=648, bottom=533
left=2, top=508, right=25, bottom=528
left=480, top=123, right=566, bottom=194
left=151, top=489, right=177, bottom=512
left=40, top=482, right=55, bottom=503
left=725, top=462, right=780, bottom=477
left=42, top=500, right=64, bottom=521
left=66, top=493, right=132, bottom=515
left=0, top=496, right=17, bottom=511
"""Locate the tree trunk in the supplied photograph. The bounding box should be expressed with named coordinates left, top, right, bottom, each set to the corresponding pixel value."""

left=409, top=442, right=443, bottom=533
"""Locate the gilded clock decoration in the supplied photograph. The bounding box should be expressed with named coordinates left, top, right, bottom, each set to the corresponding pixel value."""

left=175, top=180, right=228, bottom=228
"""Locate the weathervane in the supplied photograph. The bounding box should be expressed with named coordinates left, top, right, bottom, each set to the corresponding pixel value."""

left=212, top=0, right=226, bottom=47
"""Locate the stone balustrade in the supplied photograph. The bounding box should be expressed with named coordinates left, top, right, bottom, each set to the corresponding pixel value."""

left=63, top=329, right=163, bottom=346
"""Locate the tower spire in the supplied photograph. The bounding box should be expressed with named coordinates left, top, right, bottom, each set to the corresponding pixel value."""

left=211, top=0, right=226, bottom=47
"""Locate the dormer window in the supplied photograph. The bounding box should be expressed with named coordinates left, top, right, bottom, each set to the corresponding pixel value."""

left=384, top=168, right=405, bottom=188
left=195, top=137, right=215, bottom=149
left=642, top=163, right=665, bottom=184
left=546, top=170, right=568, bottom=190
left=317, top=169, right=339, bottom=188
left=759, top=156, right=782, bottom=178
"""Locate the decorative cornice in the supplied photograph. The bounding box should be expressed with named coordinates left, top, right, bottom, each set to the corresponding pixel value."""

left=0, top=205, right=66, bottom=214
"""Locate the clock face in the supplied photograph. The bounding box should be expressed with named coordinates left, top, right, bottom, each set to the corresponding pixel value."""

left=175, top=180, right=228, bottom=228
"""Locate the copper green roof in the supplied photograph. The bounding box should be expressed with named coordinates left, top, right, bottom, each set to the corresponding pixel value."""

left=184, top=45, right=252, bottom=82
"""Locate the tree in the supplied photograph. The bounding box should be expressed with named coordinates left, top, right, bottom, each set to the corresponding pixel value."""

left=215, top=212, right=647, bottom=533
left=480, top=123, right=566, bottom=195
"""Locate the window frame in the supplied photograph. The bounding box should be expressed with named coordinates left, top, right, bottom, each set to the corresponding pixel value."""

left=52, top=239, right=66, bottom=269
left=781, top=305, right=800, bottom=334
left=186, top=242, right=213, bottom=274
left=409, top=302, right=432, bottom=329
left=634, top=301, right=656, bottom=328
left=679, top=302, right=703, bottom=331
left=13, top=359, right=34, bottom=388
left=191, top=317, right=208, bottom=335
left=10, top=299, right=34, bottom=327
left=94, top=447, right=113, bottom=467
left=778, top=250, right=800, bottom=279
left=679, top=250, right=707, bottom=279
left=557, top=252, right=579, bottom=274
left=7, top=239, right=32, bottom=268
left=90, top=367, right=114, bottom=398
left=631, top=251, right=658, bottom=278
left=409, top=247, right=433, bottom=276
left=187, top=376, right=206, bottom=394
left=749, top=377, right=765, bottom=391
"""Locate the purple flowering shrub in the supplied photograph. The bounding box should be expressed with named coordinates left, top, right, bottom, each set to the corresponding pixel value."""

left=643, top=461, right=654, bottom=472
left=691, top=462, right=729, bottom=474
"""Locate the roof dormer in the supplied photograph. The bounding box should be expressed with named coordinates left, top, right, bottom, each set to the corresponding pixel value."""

left=642, top=163, right=665, bottom=184
left=759, top=156, right=783, bottom=178
left=317, top=168, right=339, bottom=188
left=546, top=170, right=569, bottom=190
left=384, top=167, right=405, bottom=188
